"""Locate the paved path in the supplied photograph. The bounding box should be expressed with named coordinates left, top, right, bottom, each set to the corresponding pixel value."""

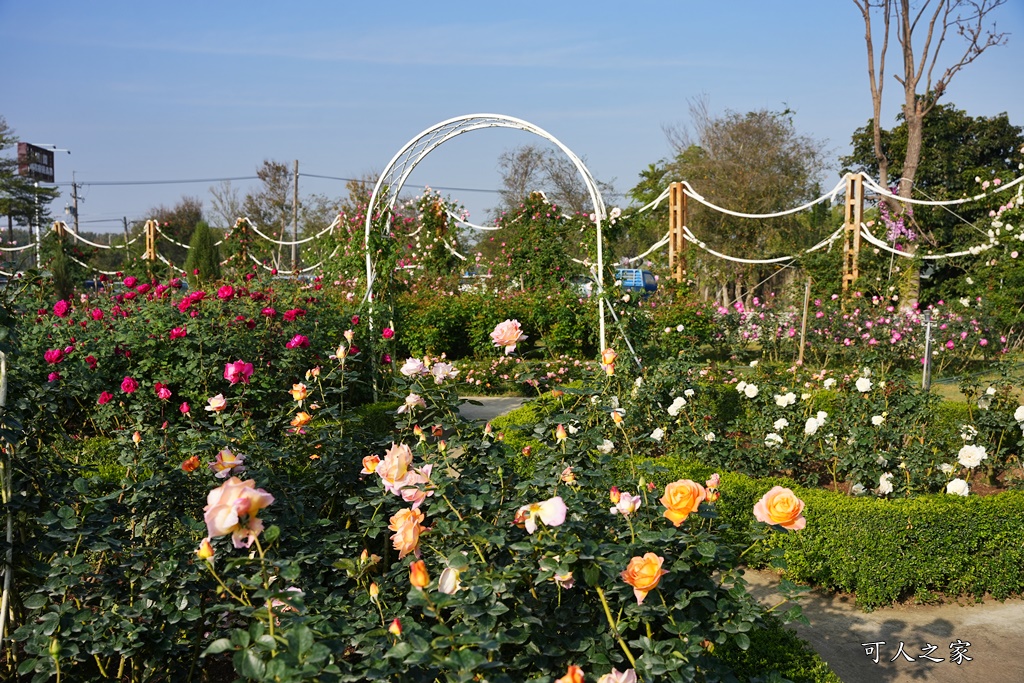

left=459, top=395, right=1024, bottom=683
left=744, top=568, right=1024, bottom=683
left=457, top=396, right=527, bottom=423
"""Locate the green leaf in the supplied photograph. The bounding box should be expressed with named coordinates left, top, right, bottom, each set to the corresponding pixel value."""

left=734, top=632, right=750, bottom=651
left=235, top=648, right=267, bottom=679
left=22, top=594, right=48, bottom=610
left=262, top=525, right=281, bottom=544
left=202, top=638, right=235, bottom=656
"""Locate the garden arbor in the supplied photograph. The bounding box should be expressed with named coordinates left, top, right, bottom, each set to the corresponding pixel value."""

left=363, top=114, right=612, bottom=351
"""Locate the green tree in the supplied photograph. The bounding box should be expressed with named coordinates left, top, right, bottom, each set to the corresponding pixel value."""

left=842, top=103, right=1023, bottom=303
left=146, top=196, right=205, bottom=267
left=0, top=115, right=59, bottom=246
left=183, top=220, right=221, bottom=285
left=660, top=101, right=829, bottom=307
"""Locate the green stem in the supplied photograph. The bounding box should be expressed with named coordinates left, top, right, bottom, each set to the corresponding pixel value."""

left=595, top=585, right=638, bottom=669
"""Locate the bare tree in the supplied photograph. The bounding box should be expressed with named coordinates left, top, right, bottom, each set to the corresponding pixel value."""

left=208, top=180, right=243, bottom=231
left=494, top=144, right=613, bottom=217
left=855, top=0, right=1007, bottom=200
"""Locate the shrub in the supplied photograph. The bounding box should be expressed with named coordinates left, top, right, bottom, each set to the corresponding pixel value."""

left=183, top=220, right=221, bottom=285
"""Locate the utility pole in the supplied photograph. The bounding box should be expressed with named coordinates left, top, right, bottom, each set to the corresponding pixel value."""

left=71, top=174, right=80, bottom=234
left=291, top=159, right=299, bottom=271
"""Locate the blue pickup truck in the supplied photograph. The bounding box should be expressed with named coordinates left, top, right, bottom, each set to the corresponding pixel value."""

left=615, top=268, right=657, bottom=295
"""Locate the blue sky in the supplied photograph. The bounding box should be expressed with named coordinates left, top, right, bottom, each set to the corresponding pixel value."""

left=2, top=0, right=1022, bottom=232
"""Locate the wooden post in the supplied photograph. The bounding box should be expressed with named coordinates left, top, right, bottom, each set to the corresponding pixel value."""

left=668, top=182, right=688, bottom=282
left=144, top=220, right=157, bottom=261
left=798, top=276, right=811, bottom=366
left=841, top=174, right=864, bottom=293
left=53, top=220, right=67, bottom=240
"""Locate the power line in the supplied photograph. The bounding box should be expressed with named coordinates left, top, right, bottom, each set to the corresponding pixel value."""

left=53, top=176, right=260, bottom=187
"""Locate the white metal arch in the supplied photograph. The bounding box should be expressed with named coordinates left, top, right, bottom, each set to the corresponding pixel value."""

left=363, top=113, right=611, bottom=351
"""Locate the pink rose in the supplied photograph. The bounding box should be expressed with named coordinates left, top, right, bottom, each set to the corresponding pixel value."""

left=382, top=328, right=395, bottom=340
left=169, top=326, right=187, bottom=340
left=154, top=382, right=172, bottom=400
left=44, top=349, right=64, bottom=364
left=286, top=334, right=310, bottom=349
left=121, top=376, right=139, bottom=394
left=123, top=276, right=138, bottom=288
left=47, top=371, right=61, bottom=383
left=52, top=300, right=70, bottom=318
left=180, top=401, right=191, bottom=414
left=85, top=355, right=97, bottom=370
left=90, top=308, right=104, bottom=321
left=261, top=307, right=276, bottom=318
left=490, top=319, right=527, bottom=354
left=223, top=360, right=254, bottom=385
left=97, top=391, right=114, bottom=405
left=217, top=285, right=234, bottom=300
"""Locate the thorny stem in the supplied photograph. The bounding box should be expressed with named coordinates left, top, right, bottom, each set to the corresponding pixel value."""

left=441, top=493, right=487, bottom=565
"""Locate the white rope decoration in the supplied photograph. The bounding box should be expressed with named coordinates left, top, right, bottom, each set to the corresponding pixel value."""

left=624, top=232, right=671, bottom=264
left=67, top=253, right=122, bottom=276
left=0, top=243, right=35, bottom=252
left=861, top=173, right=1024, bottom=207
left=679, top=177, right=846, bottom=220
left=680, top=226, right=796, bottom=264
left=155, top=252, right=187, bottom=273
left=240, top=216, right=339, bottom=246
left=61, top=230, right=140, bottom=250
left=445, top=211, right=503, bottom=231
left=152, top=223, right=191, bottom=249
left=0, top=268, right=15, bottom=276
left=442, top=239, right=466, bottom=261
left=858, top=223, right=991, bottom=260
left=246, top=252, right=326, bottom=274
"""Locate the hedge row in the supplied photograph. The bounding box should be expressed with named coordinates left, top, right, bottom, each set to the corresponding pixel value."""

left=493, top=401, right=1024, bottom=610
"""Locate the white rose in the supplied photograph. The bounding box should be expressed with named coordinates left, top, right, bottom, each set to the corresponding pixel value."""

left=939, top=463, right=955, bottom=475
left=676, top=324, right=684, bottom=332
left=597, top=439, right=614, bottom=454
left=749, top=360, right=759, bottom=368
left=773, top=418, right=790, bottom=430
left=823, top=378, right=836, bottom=389
left=871, top=415, right=885, bottom=426
left=877, top=472, right=894, bottom=495
left=667, top=396, right=688, bottom=417
left=650, top=428, right=664, bottom=442
left=1015, top=405, right=1024, bottom=422
left=946, top=478, right=970, bottom=496
left=704, top=432, right=716, bottom=442
left=744, top=383, right=759, bottom=398
left=851, top=483, right=866, bottom=496
left=774, top=392, right=796, bottom=408
left=804, top=418, right=820, bottom=436
left=816, top=411, right=828, bottom=424
left=684, top=389, right=695, bottom=398
left=736, top=381, right=747, bottom=393
left=957, top=444, right=988, bottom=469
left=764, top=433, right=783, bottom=447
left=856, top=377, right=873, bottom=393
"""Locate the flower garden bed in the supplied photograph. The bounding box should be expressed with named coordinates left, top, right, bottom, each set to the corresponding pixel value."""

left=1, top=270, right=1021, bottom=680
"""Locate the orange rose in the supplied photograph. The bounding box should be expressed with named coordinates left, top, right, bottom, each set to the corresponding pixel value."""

left=289, top=383, right=308, bottom=402
left=389, top=508, right=425, bottom=559
left=555, top=664, right=585, bottom=683
left=660, top=479, right=706, bottom=526
left=752, top=486, right=806, bottom=530
left=290, top=411, right=312, bottom=428
left=409, top=560, right=430, bottom=589
left=620, top=553, right=668, bottom=604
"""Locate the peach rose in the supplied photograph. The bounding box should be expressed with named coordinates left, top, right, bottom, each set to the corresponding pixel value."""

left=490, top=319, right=527, bottom=354
left=660, top=479, right=706, bottom=526
left=203, top=476, right=274, bottom=548
left=389, top=508, right=425, bottom=559
left=377, top=443, right=414, bottom=495
left=289, top=383, right=308, bottom=402
left=205, top=393, right=227, bottom=413
left=555, top=665, right=585, bottom=683
left=290, top=411, right=311, bottom=428
left=620, top=553, right=668, bottom=604
left=753, top=486, right=806, bottom=530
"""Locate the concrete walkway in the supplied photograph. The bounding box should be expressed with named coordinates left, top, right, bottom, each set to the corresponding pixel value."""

left=457, top=395, right=527, bottom=423
left=744, top=568, right=1024, bottom=683
left=459, top=395, right=1024, bottom=683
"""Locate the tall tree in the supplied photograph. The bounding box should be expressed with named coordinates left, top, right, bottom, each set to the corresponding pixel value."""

left=208, top=179, right=243, bottom=231
left=853, top=0, right=1008, bottom=300
left=147, top=196, right=205, bottom=266
left=661, top=101, right=829, bottom=307
left=242, top=161, right=293, bottom=268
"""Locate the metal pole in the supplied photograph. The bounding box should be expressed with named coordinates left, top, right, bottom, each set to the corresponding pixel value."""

left=34, top=182, right=41, bottom=268
left=0, top=351, right=13, bottom=649
left=922, top=310, right=933, bottom=392
left=291, top=160, right=299, bottom=272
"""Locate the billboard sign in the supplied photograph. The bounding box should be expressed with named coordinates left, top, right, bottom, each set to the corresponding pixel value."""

left=17, top=142, right=55, bottom=183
